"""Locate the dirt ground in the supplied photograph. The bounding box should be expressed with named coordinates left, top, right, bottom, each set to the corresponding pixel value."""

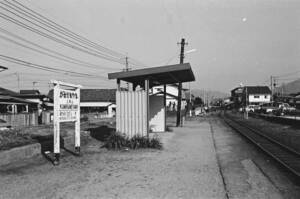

left=1, top=115, right=300, bottom=199
left=0, top=117, right=226, bottom=199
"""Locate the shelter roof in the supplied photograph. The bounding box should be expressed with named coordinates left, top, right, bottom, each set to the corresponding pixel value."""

left=20, top=90, right=40, bottom=95
left=48, top=89, right=116, bottom=102
left=0, top=95, right=38, bottom=104
left=108, top=63, right=195, bottom=87
left=0, top=87, right=19, bottom=96
left=245, top=86, right=271, bottom=94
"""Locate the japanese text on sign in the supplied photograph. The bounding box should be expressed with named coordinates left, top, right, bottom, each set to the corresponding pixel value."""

left=57, top=89, right=79, bottom=122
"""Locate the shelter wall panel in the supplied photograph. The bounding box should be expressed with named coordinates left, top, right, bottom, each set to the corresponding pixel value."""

left=116, top=91, right=146, bottom=138
left=128, top=92, right=132, bottom=138
left=149, top=96, right=165, bottom=132
left=116, top=91, right=120, bottom=132
left=0, top=112, right=38, bottom=127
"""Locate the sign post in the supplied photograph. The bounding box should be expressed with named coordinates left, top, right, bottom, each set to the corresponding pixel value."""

left=51, top=80, right=81, bottom=165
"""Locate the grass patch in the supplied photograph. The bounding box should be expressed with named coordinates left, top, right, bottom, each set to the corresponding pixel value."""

left=0, top=129, right=36, bottom=151
left=104, top=131, right=162, bottom=150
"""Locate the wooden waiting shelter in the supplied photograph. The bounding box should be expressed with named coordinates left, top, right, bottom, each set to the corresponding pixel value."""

left=108, top=63, right=195, bottom=137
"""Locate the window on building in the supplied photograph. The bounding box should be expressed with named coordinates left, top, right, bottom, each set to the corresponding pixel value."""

left=265, top=95, right=268, bottom=99
left=254, top=95, right=259, bottom=98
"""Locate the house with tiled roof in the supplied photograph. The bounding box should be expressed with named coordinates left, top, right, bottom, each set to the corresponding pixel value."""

left=0, top=87, right=38, bottom=114
left=48, top=89, right=116, bottom=117
left=0, top=87, right=39, bottom=126
left=231, top=86, right=244, bottom=108
left=243, top=86, right=271, bottom=105
left=231, top=85, right=272, bottom=107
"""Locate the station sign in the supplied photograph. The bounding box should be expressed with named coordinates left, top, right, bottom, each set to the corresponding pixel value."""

left=57, top=88, right=79, bottom=122
left=51, top=80, right=82, bottom=165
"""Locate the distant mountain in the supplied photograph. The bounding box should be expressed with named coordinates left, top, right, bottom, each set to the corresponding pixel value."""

left=276, top=78, right=300, bottom=95
left=186, top=89, right=230, bottom=102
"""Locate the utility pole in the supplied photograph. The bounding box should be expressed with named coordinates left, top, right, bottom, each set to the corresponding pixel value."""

left=176, top=38, right=188, bottom=127
left=273, top=78, right=277, bottom=95
left=270, top=76, right=273, bottom=104
left=32, top=81, right=37, bottom=90
left=245, top=87, right=248, bottom=119
left=124, top=56, right=130, bottom=90
left=125, top=56, right=129, bottom=72
left=189, top=83, right=192, bottom=117
left=15, top=72, right=20, bottom=92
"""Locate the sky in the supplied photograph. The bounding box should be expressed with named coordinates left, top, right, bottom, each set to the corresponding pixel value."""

left=0, top=0, right=299, bottom=94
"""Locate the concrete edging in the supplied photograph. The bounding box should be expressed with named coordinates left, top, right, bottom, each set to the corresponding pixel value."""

left=0, top=143, right=41, bottom=167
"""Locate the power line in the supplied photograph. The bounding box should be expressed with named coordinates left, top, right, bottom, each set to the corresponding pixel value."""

left=0, top=29, right=121, bottom=71
left=0, top=11, right=125, bottom=65
left=0, top=1, right=124, bottom=61
left=8, top=0, right=126, bottom=58
left=0, top=54, right=107, bottom=78
left=128, top=57, right=148, bottom=68
left=1, top=0, right=147, bottom=69
left=0, top=1, right=147, bottom=69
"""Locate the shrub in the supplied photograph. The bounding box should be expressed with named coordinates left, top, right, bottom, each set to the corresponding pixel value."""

left=104, top=131, right=162, bottom=150
left=0, top=129, right=35, bottom=150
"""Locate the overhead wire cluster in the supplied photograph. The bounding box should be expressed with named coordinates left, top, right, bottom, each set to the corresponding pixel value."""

left=0, top=0, right=147, bottom=89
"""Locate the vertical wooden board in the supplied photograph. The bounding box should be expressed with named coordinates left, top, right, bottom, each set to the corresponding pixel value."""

left=128, top=92, right=132, bottom=138
left=127, top=92, right=131, bottom=138
left=131, top=91, right=135, bottom=137
left=119, top=91, right=123, bottom=133
left=75, top=88, right=80, bottom=148
left=128, top=92, right=131, bottom=137
left=131, top=92, right=134, bottom=137
left=121, top=91, right=125, bottom=134
left=134, top=91, right=138, bottom=136
left=124, top=91, right=128, bottom=136
left=116, top=91, right=120, bottom=132
left=138, top=91, right=143, bottom=136
left=137, top=91, right=141, bottom=136
left=53, top=85, right=60, bottom=154
left=142, top=91, right=147, bottom=137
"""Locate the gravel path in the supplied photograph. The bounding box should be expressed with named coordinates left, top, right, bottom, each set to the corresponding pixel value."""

left=0, top=119, right=226, bottom=199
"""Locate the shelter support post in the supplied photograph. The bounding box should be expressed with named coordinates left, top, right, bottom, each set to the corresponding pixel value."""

left=164, top=84, right=167, bottom=131
left=75, top=87, right=80, bottom=155
left=53, top=83, right=60, bottom=165
left=117, top=79, right=121, bottom=91
left=14, top=105, right=17, bottom=114
left=145, top=79, right=149, bottom=137
left=176, top=82, right=182, bottom=127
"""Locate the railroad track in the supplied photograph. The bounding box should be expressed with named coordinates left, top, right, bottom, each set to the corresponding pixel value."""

left=222, top=114, right=300, bottom=178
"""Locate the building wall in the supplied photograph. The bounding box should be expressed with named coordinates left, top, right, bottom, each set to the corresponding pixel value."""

left=153, top=85, right=186, bottom=111
left=248, top=94, right=271, bottom=104
left=0, top=112, right=38, bottom=127
left=149, top=95, right=165, bottom=132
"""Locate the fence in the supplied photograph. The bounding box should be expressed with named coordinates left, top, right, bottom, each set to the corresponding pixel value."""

left=116, top=90, right=147, bottom=138
left=249, top=112, right=300, bottom=127
left=42, top=111, right=53, bottom=125
left=0, top=112, right=38, bottom=127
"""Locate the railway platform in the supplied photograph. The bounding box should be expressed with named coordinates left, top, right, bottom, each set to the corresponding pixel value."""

left=1, top=116, right=300, bottom=198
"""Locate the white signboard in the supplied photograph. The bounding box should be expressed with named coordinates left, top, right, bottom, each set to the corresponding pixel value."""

left=51, top=80, right=81, bottom=165
left=57, top=88, right=79, bottom=122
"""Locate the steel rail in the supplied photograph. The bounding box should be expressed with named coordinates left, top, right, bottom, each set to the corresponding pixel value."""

left=223, top=114, right=300, bottom=178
